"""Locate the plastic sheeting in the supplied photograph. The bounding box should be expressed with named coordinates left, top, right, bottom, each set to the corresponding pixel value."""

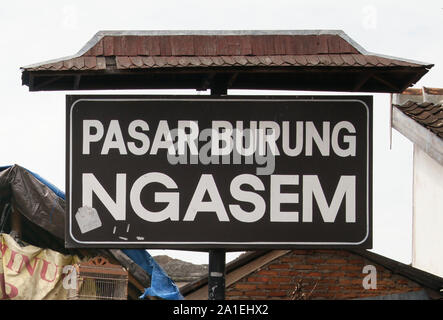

left=0, top=165, right=65, bottom=239
left=0, top=166, right=66, bottom=201
left=123, top=249, right=184, bottom=300
left=0, top=164, right=183, bottom=300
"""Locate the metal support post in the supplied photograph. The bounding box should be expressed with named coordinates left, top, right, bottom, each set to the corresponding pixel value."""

left=208, top=85, right=228, bottom=300
left=208, top=249, right=226, bottom=300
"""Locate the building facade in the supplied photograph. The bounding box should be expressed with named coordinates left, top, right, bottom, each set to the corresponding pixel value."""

left=392, top=87, right=443, bottom=277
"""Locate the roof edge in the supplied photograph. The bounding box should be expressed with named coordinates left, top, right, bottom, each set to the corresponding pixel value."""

left=21, top=30, right=361, bottom=70
left=352, top=249, right=443, bottom=292
left=21, top=29, right=433, bottom=74
left=392, top=105, right=443, bottom=165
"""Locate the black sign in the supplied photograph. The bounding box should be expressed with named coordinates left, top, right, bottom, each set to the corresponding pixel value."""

left=66, top=95, right=372, bottom=249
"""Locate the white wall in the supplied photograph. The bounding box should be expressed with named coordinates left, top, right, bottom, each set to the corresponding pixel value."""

left=412, top=145, right=443, bottom=277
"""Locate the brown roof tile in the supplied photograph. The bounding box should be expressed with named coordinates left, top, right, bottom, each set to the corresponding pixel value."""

left=402, top=88, right=423, bottom=95
left=394, top=101, right=443, bottom=140
left=104, top=54, right=430, bottom=70
left=23, top=31, right=430, bottom=72
left=21, top=30, right=434, bottom=92
left=84, top=56, right=97, bottom=69
left=424, top=87, right=443, bottom=95
left=27, top=53, right=428, bottom=72
left=142, top=56, right=155, bottom=67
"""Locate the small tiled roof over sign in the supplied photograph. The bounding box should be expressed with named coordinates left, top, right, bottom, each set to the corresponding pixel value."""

left=393, top=88, right=443, bottom=139
left=395, top=101, right=443, bottom=139
left=21, top=30, right=433, bottom=92
left=392, top=87, right=443, bottom=165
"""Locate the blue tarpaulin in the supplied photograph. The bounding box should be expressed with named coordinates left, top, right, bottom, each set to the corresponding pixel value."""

left=0, top=165, right=183, bottom=300
left=123, top=249, right=184, bottom=300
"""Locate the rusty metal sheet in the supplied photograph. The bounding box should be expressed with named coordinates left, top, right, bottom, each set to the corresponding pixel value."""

left=317, top=35, right=330, bottom=54
left=124, top=36, right=139, bottom=56
left=170, top=36, right=195, bottom=56
left=284, top=35, right=304, bottom=55
left=303, top=35, right=320, bottom=55
left=86, top=38, right=104, bottom=56
left=216, top=36, right=241, bottom=55
left=137, top=36, right=161, bottom=56
left=113, top=36, right=125, bottom=56
left=103, top=36, right=114, bottom=56
left=22, top=32, right=428, bottom=73
left=250, top=35, right=266, bottom=55
left=326, top=35, right=342, bottom=54
left=339, top=37, right=359, bottom=54
left=273, top=35, right=289, bottom=55
left=159, top=37, right=172, bottom=56
left=193, top=35, right=217, bottom=56
left=238, top=35, right=253, bottom=55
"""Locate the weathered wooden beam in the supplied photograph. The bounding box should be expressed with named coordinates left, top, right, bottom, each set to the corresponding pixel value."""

left=199, top=72, right=215, bottom=91
left=73, top=75, right=81, bottom=90
left=372, top=74, right=400, bottom=92
left=108, top=249, right=151, bottom=288
left=31, top=75, right=64, bottom=91
left=227, top=72, right=239, bottom=88
left=353, top=72, right=373, bottom=91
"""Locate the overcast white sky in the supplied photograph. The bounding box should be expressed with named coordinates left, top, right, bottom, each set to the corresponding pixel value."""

left=0, top=1, right=441, bottom=265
